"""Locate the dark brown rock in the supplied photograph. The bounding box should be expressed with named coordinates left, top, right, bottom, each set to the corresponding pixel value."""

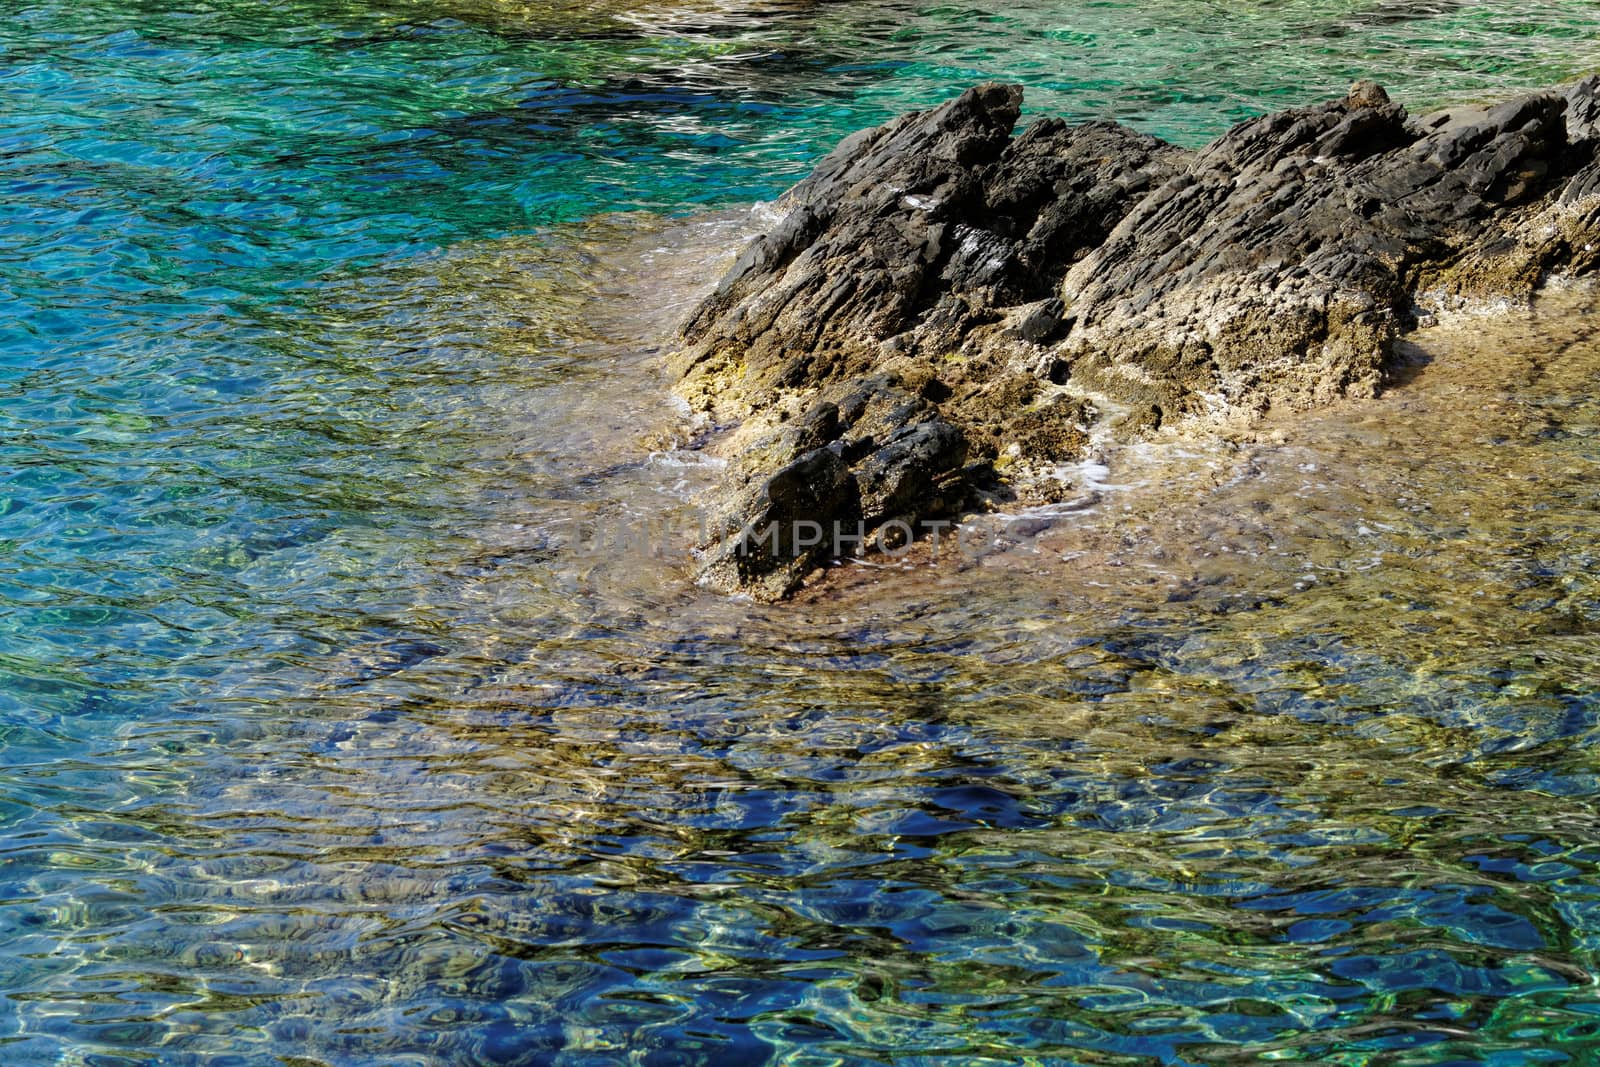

left=673, top=76, right=1600, bottom=600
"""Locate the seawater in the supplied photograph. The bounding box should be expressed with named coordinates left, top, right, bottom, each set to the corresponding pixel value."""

left=2, top=1, right=1599, bottom=1063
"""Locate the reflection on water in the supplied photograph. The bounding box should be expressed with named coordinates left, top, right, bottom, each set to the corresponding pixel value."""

left=7, top=208, right=1600, bottom=1063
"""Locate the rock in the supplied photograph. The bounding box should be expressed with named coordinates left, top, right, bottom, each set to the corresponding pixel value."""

left=672, top=76, right=1600, bottom=600
left=1568, top=75, right=1600, bottom=142
left=1057, top=81, right=1582, bottom=423
left=693, top=441, right=859, bottom=601
left=854, top=419, right=968, bottom=526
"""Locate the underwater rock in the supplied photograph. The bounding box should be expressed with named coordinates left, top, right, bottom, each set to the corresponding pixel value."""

left=672, top=76, right=1600, bottom=599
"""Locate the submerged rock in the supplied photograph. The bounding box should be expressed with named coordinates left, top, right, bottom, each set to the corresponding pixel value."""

left=672, top=76, right=1600, bottom=599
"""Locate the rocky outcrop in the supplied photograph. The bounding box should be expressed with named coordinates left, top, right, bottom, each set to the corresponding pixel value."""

left=672, top=76, right=1600, bottom=599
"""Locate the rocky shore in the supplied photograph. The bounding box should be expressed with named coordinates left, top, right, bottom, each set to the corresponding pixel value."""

left=669, top=76, right=1600, bottom=600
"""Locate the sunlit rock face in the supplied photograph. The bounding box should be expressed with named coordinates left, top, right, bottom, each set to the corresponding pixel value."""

left=673, top=76, right=1600, bottom=599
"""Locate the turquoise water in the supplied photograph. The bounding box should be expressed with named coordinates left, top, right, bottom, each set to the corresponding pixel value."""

left=2, top=0, right=1600, bottom=1062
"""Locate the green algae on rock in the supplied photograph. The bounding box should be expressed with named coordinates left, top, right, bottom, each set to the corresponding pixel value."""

left=671, top=75, right=1600, bottom=600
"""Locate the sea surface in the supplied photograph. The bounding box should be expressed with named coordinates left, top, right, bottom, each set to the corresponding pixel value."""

left=3, top=1, right=1600, bottom=1063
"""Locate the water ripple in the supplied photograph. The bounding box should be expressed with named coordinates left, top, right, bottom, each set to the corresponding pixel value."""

left=4, top=0, right=1600, bottom=1063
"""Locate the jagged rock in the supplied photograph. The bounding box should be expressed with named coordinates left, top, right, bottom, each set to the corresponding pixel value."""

left=1057, top=83, right=1566, bottom=423
left=1568, top=75, right=1600, bottom=141
left=693, top=441, right=859, bottom=602
left=673, top=76, right=1600, bottom=600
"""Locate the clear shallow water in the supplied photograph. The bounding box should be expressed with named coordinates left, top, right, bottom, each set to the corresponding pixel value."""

left=2, top=1, right=1600, bottom=1063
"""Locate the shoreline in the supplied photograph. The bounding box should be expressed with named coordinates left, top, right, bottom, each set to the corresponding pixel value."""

left=485, top=206, right=1596, bottom=624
